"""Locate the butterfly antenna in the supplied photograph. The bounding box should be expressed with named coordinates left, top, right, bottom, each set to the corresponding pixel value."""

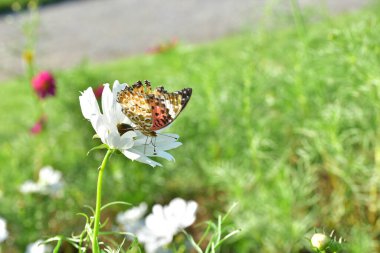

left=156, top=133, right=179, bottom=140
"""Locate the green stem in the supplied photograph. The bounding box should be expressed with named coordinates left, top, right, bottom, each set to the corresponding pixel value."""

left=53, top=236, right=63, bottom=253
left=92, top=149, right=113, bottom=253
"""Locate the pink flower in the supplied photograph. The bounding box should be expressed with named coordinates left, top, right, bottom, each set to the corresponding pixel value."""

left=30, top=116, right=47, bottom=135
left=31, top=71, right=56, bottom=99
left=94, top=85, right=104, bottom=99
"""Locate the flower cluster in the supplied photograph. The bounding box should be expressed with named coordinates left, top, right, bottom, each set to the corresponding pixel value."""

left=79, top=80, right=181, bottom=167
left=20, top=166, right=64, bottom=197
left=0, top=217, right=8, bottom=243
left=116, top=198, right=198, bottom=253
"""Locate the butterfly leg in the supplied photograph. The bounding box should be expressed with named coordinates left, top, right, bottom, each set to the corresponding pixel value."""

left=146, top=137, right=157, bottom=155
left=153, top=137, right=157, bottom=155
left=144, top=136, right=149, bottom=155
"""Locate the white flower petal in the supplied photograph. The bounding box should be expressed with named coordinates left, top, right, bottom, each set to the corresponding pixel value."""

left=26, top=240, right=51, bottom=253
left=133, top=147, right=176, bottom=161
left=137, top=227, right=173, bottom=253
left=0, top=217, right=8, bottom=243
left=38, top=166, right=62, bottom=185
left=117, top=202, right=147, bottom=234
left=154, top=151, right=175, bottom=162
left=145, top=205, right=177, bottom=237
left=79, top=87, right=101, bottom=120
left=93, top=116, right=110, bottom=144
left=20, top=181, right=40, bottom=194
left=155, top=142, right=182, bottom=151
left=117, top=202, right=148, bottom=224
left=101, top=83, right=113, bottom=120
left=121, top=149, right=142, bottom=161
left=111, top=81, right=131, bottom=124
left=136, top=199, right=198, bottom=253
left=119, top=131, right=137, bottom=149
left=122, top=149, right=162, bottom=167
left=112, top=80, right=128, bottom=100
left=181, top=201, right=198, bottom=227
left=107, top=131, right=124, bottom=148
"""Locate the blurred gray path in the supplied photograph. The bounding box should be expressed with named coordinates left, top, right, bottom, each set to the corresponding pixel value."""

left=0, top=0, right=371, bottom=81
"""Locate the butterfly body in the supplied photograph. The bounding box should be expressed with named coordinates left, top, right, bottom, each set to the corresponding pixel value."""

left=117, top=80, right=192, bottom=137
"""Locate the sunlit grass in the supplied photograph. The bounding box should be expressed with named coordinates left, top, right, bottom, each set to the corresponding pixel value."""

left=0, top=3, right=379, bottom=252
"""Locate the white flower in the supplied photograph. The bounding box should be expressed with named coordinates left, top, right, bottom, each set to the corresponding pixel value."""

left=20, top=180, right=40, bottom=194
left=38, top=166, right=61, bottom=185
left=19, top=166, right=64, bottom=196
left=37, top=166, right=64, bottom=195
left=117, top=202, right=147, bottom=234
left=311, top=233, right=330, bottom=250
left=0, top=217, right=8, bottom=243
left=25, top=240, right=51, bottom=253
left=136, top=227, right=172, bottom=253
left=160, top=198, right=198, bottom=229
left=137, top=198, right=198, bottom=253
left=79, top=80, right=182, bottom=167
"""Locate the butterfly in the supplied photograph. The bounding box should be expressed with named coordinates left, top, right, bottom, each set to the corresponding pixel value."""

left=117, top=80, right=192, bottom=137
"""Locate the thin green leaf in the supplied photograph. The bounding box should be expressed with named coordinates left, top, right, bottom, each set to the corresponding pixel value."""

left=222, top=202, right=238, bottom=223
left=53, top=236, right=63, bottom=253
left=101, top=201, right=132, bottom=211
left=214, top=229, right=241, bottom=249
left=87, top=143, right=109, bottom=155
left=183, top=230, right=203, bottom=253
left=83, top=205, right=95, bottom=214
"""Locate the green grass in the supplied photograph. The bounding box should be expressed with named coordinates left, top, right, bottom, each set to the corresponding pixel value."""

left=0, top=3, right=380, bottom=252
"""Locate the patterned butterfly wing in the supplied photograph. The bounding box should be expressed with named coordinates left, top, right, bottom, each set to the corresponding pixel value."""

left=148, top=86, right=192, bottom=131
left=117, top=81, right=154, bottom=135
left=118, top=81, right=192, bottom=136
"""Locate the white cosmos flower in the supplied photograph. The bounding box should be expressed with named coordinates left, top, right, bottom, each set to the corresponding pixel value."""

left=137, top=198, right=198, bottom=253
left=0, top=217, right=8, bottom=243
left=25, top=240, right=52, bottom=253
left=117, top=202, right=147, bottom=234
left=19, top=166, right=64, bottom=197
left=79, top=80, right=182, bottom=167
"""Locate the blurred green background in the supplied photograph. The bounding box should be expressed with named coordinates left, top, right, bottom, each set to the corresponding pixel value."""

left=0, top=0, right=379, bottom=252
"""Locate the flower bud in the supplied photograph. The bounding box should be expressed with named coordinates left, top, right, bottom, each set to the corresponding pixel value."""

left=311, top=233, right=330, bottom=250
left=22, top=50, right=34, bottom=65
left=31, top=71, right=56, bottom=99
left=30, top=115, right=47, bottom=135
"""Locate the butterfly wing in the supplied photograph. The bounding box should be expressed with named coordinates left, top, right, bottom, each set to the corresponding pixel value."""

left=118, top=81, right=192, bottom=135
left=148, top=87, right=192, bottom=131
left=117, top=81, right=153, bottom=133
